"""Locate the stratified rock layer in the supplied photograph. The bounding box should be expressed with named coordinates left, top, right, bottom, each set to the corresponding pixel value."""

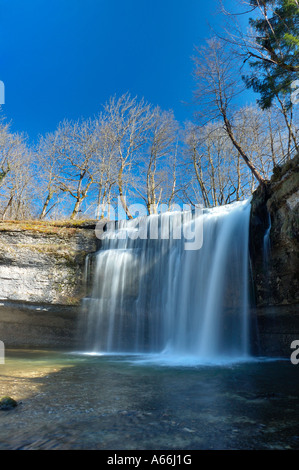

left=0, top=220, right=97, bottom=305
left=0, top=221, right=98, bottom=349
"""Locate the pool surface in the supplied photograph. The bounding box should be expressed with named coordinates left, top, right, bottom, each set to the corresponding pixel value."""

left=0, top=349, right=298, bottom=450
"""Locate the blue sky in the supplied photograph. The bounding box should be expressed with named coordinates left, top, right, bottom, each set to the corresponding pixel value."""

left=0, top=0, right=251, bottom=140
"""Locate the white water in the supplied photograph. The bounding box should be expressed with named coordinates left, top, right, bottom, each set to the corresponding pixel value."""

left=84, top=200, right=252, bottom=362
left=263, top=212, right=271, bottom=268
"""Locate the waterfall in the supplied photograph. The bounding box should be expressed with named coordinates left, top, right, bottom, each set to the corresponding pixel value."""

left=262, top=211, right=272, bottom=304
left=263, top=212, right=271, bottom=269
left=83, top=199, right=252, bottom=362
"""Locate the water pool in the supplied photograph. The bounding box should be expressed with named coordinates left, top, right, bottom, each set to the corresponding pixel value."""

left=0, top=349, right=298, bottom=450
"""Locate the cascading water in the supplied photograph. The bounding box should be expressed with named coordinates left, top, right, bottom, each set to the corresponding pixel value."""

left=83, top=199, right=252, bottom=362
left=262, top=211, right=272, bottom=304
left=263, top=212, right=271, bottom=269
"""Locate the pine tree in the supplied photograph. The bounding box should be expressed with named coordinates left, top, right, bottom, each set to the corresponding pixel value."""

left=243, top=0, right=299, bottom=108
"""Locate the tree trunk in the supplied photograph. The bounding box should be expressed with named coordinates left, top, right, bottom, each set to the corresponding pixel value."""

left=118, top=165, right=132, bottom=219
left=222, top=111, right=266, bottom=185
left=40, top=191, right=52, bottom=220
left=70, top=198, right=81, bottom=219
left=2, top=195, right=13, bottom=220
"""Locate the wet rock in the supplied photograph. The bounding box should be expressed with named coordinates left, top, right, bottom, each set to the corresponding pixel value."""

left=0, top=396, right=18, bottom=410
left=250, top=152, right=299, bottom=357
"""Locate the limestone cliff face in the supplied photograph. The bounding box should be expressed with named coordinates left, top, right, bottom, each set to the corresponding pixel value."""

left=0, top=221, right=97, bottom=305
left=250, top=152, right=299, bottom=356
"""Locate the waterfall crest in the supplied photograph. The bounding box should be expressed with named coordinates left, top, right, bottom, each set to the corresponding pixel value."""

left=83, top=199, right=252, bottom=362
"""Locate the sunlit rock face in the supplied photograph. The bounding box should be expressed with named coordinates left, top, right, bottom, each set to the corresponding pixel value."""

left=0, top=221, right=97, bottom=305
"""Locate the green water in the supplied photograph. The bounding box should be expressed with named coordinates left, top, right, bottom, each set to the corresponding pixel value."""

left=0, top=349, right=298, bottom=450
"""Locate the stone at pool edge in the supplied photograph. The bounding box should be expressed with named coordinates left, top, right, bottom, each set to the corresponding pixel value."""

left=0, top=396, right=18, bottom=410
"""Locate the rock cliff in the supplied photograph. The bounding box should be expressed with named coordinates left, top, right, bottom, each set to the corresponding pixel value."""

left=250, top=152, right=299, bottom=356
left=0, top=220, right=97, bottom=305
left=0, top=220, right=98, bottom=348
left=0, top=154, right=298, bottom=355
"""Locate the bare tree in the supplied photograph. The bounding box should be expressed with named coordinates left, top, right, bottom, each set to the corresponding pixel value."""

left=102, top=94, right=153, bottom=218
left=55, top=118, right=99, bottom=219
left=193, top=37, right=267, bottom=185
left=34, top=131, right=66, bottom=219
left=0, top=117, right=27, bottom=189
left=183, top=122, right=241, bottom=207
left=183, top=100, right=294, bottom=207
left=132, top=107, right=180, bottom=214
left=274, top=95, right=298, bottom=153
left=0, top=118, right=35, bottom=220
left=92, top=115, right=118, bottom=219
left=183, top=122, right=212, bottom=207
left=0, top=144, right=35, bottom=220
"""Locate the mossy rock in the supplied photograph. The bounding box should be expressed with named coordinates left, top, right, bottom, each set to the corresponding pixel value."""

left=0, top=396, right=18, bottom=410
